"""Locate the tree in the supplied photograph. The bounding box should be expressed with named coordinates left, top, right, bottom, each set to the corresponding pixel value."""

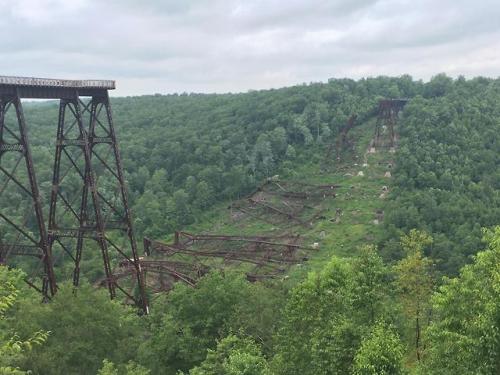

left=273, top=257, right=360, bottom=375
left=194, top=180, right=214, bottom=209
left=424, top=73, right=453, bottom=98
left=189, top=335, right=270, bottom=375
left=0, top=266, right=48, bottom=375
left=185, top=175, right=198, bottom=201
left=421, top=226, right=500, bottom=374
left=144, top=168, right=170, bottom=194
left=292, top=114, right=313, bottom=145
left=351, top=245, right=390, bottom=324
left=97, top=359, right=151, bottom=375
left=352, top=322, right=404, bottom=375
left=273, top=247, right=399, bottom=375
left=394, top=230, right=434, bottom=362
left=138, top=272, right=280, bottom=374
left=173, top=189, right=193, bottom=225
left=251, top=135, right=274, bottom=178
left=9, top=282, right=145, bottom=375
left=385, top=80, right=500, bottom=275
left=268, top=127, right=288, bottom=157
left=285, top=145, right=296, bottom=160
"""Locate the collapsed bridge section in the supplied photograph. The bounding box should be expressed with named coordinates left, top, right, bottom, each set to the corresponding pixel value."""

left=111, top=231, right=316, bottom=296
left=231, top=180, right=338, bottom=227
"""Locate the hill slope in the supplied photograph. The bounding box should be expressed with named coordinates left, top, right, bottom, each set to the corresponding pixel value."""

left=2, top=75, right=498, bottom=282
left=2, top=75, right=499, bottom=375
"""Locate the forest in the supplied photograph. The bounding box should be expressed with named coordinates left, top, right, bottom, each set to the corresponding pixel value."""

left=1, top=75, right=499, bottom=374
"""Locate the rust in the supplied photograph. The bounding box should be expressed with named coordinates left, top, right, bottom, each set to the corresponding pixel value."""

left=0, top=77, right=148, bottom=313
left=136, top=231, right=314, bottom=293
left=374, top=99, right=408, bottom=148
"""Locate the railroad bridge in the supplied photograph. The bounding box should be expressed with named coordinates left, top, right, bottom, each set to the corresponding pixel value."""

left=0, top=76, right=148, bottom=313
left=374, top=98, right=408, bottom=147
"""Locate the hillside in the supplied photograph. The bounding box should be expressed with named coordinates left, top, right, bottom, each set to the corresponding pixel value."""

left=1, top=75, right=499, bottom=375
left=5, top=75, right=496, bottom=279
left=154, top=114, right=394, bottom=285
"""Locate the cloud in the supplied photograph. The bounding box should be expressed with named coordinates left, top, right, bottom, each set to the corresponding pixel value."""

left=0, top=0, right=499, bottom=95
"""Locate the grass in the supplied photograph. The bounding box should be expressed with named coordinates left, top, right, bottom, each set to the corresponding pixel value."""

left=156, top=117, right=396, bottom=286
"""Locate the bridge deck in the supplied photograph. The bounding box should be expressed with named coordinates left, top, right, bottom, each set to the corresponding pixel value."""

left=0, top=75, right=115, bottom=99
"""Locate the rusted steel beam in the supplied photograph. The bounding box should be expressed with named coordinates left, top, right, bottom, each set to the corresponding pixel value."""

left=248, top=198, right=305, bottom=224
left=268, top=183, right=338, bottom=199
left=137, top=229, right=315, bottom=294
left=46, top=92, right=148, bottom=313
left=230, top=180, right=338, bottom=228
left=118, top=260, right=202, bottom=287
left=177, top=231, right=302, bottom=248
left=321, top=114, right=357, bottom=164
left=246, top=269, right=286, bottom=282
left=145, top=233, right=310, bottom=268
left=0, top=93, right=56, bottom=298
left=0, top=244, right=42, bottom=260
left=147, top=243, right=300, bottom=265
left=0, top=77, right=149, bottom=313
left=229, top=204, right=277, bottom=225
left=374, top=98, right=408, bottom=148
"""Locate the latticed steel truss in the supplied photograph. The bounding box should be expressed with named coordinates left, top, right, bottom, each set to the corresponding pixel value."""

left=0, top=78, right=148, bottom=313
left=322, top=114, right=357, bottom=165
left=0, top=93, right=56, bottom=297
left=374, top=99, right=408, bottom=148
left=128, top=231, right=314, bottom=293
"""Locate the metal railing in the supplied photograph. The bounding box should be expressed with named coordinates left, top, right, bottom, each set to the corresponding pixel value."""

left=0, top=76, right=115, bottom=89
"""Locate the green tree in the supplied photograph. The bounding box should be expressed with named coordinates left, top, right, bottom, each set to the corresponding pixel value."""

left=185, top=175, right=198, bottom=201
left=394, top=230, right=434, bottom=362
left=352, top=322, right=404, bottom=375
left=189, top=335, right=270, bottom=375
left=10, top=282, right=144, bottom=375
left=97, top=359, right=151, bottom=375
left=273, top=257, right=359, bottom=375
left=251, top=135, right=274, bottom=178
left=285, top=145, right=296, bottom=160
left=268, top=127, right=288, bottom=156
left=0, top=267, right=48, bottom=375
left=351, top=245, right=390, bottom=324
left=139, top=272, right=280, bottom=374
left=173, top=189, right=193, bottom=225
left=421, top=226, right=500, bottom=374
left=274, top=250, right=397, bottom=375
left=98, top=359, right=119, bottom=375
left=194, top=181, right=214, bottom=209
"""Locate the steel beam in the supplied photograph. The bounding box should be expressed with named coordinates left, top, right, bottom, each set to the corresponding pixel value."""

left=374, top=99, right=408, bottom=148
left=46, top=91, right=148, bottom=313
left=0, top=92, right=56, bottom=297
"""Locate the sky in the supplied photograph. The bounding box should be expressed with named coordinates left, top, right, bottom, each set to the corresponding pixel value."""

left=1, top=0, right=500, bottom=96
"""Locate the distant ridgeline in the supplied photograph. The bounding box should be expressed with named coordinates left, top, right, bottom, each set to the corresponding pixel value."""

left=10, top=74, right=500, bottom=275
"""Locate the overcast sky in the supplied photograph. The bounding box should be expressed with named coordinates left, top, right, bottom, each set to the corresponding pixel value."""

left=1, top=0, right=500, bottom=96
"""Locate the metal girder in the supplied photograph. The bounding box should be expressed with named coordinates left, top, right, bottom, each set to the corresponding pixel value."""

left=0, top=75, right=115, bottom=99
left=0, top=79, right=148, bottom=313
left=321, top=114, right=357, bottom=167
left=374, top=99, right=408, bottom=148
left=0, top=91, right=56, bottom=298
left=46, top=91, right=148, bottom=313
left=139, top=231, right=312, bottom=293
